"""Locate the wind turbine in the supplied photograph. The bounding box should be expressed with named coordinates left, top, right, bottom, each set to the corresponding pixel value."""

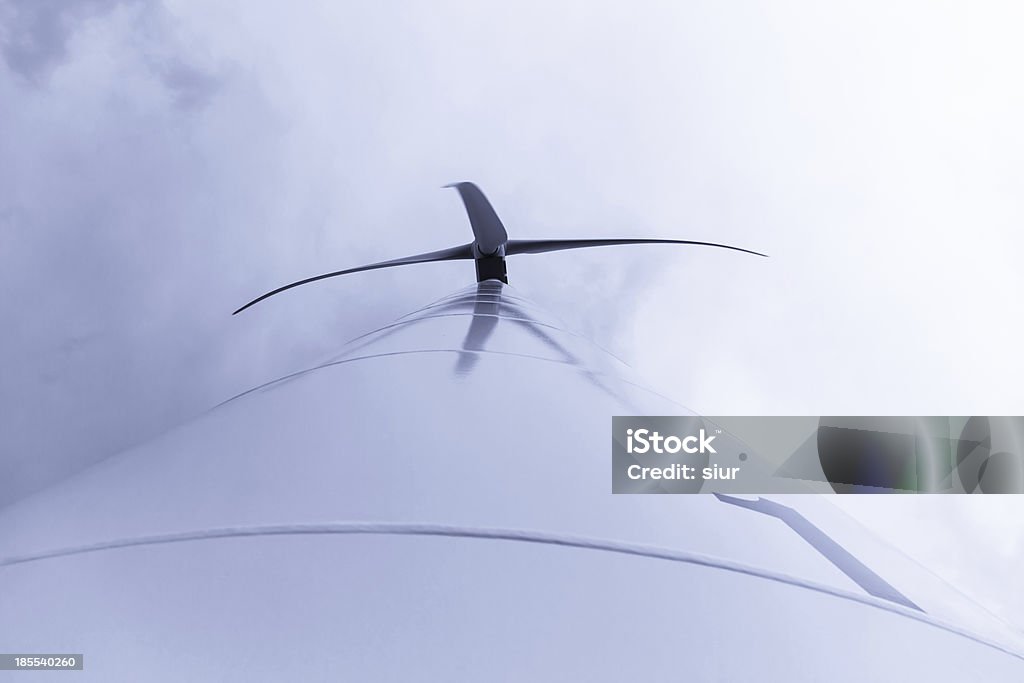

left=232, top=181, right=766, bottom=314
left=2, top=184, right=1021, bottom=681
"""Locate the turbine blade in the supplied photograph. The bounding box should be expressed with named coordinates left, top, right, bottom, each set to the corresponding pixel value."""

left=444, top=182, right=508, bottom=254
left=232, top=243, right=475, bottom=315
left=505, top=238, right=768, bottom=258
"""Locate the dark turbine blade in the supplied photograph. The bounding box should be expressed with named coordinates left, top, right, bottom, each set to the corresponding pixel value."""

left=232, top=243, right=475, bottom=315
left=444, top=182, right=508, bottom=255
left=505, top=238, right=768, bottom=258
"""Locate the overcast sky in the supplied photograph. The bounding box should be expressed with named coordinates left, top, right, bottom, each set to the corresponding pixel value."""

left=2, top=0, right=1022, bottom=630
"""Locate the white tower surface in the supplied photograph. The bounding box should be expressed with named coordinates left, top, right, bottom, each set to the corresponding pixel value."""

left=2, top=280, right=1023, bottom=680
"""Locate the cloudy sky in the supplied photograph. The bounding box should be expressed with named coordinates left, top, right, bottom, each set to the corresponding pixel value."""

left=2, top=0, right=1022, bottom=629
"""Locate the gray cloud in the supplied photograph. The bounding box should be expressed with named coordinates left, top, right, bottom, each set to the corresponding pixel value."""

left=0, top=0, right=135, bottom=81
left=155, top=57, right=222, bottom=110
